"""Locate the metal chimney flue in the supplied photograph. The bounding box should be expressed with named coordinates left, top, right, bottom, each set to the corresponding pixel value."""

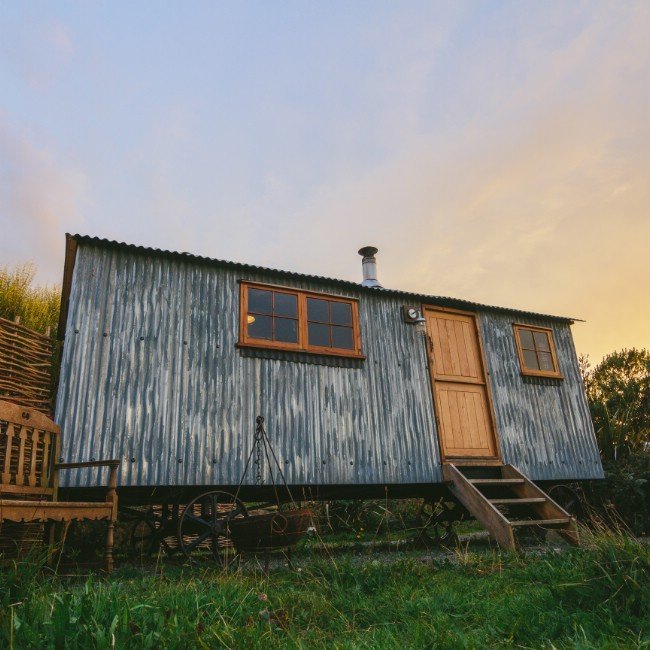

left=358, top=246, right=382, bottom=288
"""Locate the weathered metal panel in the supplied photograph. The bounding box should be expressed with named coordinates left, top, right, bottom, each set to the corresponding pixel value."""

left=56, top=243, right=442, bottom=488
left=478, top=313, right=604, bottom=481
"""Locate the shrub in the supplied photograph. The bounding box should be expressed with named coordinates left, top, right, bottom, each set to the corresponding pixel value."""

left=585, top=451, right=650, bottom=536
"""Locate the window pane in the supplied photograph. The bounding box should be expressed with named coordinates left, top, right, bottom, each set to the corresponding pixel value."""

left=332, top=326, right=354, bottom=350
left=519, top=329, right=535, bottom=349
left=533, top=330, right=551, bottom=352
left=274, top=317, right=298, bottom=343
left=308, top=322, right=330, bottom=347
left=274, top=292, right=297, bottom=318
left=522, top=349, right=539, bottom=370
left=330, top=302, right=352, bottom=326
left=307, top=298, right=329, bottom=323
left=538, top=351, right=555, bottom=372
left=248, top=288, right=272, bottom=314
left=248, top=314, right=272, bottom=340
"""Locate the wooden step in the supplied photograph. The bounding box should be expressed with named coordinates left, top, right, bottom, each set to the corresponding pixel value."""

left=510, top=518, right=570, bottom=527
left=489, top=497, right=546, bottom=505
left=469, top=478, right=525, bottom=485
left=443, top=463, right=580, bottom=549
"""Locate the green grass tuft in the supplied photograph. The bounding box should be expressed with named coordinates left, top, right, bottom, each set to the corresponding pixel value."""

left=1, top=531, right=648, bottom=648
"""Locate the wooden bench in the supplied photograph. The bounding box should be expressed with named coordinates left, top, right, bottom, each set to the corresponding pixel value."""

left=0, top=400, right=119, bottom=572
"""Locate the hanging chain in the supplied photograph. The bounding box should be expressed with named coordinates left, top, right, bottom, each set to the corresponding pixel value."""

left=254, top=415, right=264, bottom=485
left=235, top=415, right=297, bottom=508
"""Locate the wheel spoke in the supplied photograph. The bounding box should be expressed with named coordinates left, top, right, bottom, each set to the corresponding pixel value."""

left=183, top=529, right=212, bottom=554
left=211, top=533, right=225, bottom=562
left=211, top=494, right=219, bottom=525
left=183, top=512, right=213, bottom=530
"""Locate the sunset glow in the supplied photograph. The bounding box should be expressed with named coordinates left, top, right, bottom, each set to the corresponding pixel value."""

left=1, top=2, right=648, bottom=362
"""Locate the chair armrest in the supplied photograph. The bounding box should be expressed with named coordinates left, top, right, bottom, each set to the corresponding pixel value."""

left=56, top=460, right=121, bottom=470
left=56, top=460, right=120, bottom=507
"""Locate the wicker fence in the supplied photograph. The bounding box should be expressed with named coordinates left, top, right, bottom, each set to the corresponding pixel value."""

left=0, top=316, right=53, bottom=415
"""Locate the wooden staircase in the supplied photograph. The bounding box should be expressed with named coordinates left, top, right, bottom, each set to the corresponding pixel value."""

left=442, top=463, right=579, bottom=549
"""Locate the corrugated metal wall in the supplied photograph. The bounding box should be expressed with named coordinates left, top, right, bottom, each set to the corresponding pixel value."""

left=56, top=243, right=442, bottom=488
left=479, top=313, right=603, bottom=480
left=55, top=243, right=603, bottom=488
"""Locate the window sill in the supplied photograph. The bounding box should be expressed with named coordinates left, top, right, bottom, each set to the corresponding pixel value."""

left=236, top=342, right=366, bottom=361
left=520, top=370, right=564, bottom=380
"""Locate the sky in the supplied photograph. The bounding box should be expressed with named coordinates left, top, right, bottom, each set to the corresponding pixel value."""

left=1, top=1, right=648, bottom=363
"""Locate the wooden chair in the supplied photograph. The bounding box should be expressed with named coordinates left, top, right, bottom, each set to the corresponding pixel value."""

left=0, top=400, right=119, bottom=572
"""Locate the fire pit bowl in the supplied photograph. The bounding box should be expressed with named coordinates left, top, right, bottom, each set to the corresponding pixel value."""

left=228, top=508, right=313, bottom=553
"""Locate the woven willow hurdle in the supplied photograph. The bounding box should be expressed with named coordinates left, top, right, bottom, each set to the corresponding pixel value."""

left=0, top=316, right=53, bottom=415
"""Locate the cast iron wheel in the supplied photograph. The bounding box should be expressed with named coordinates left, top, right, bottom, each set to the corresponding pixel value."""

left=129, top=505, right=172, bottom=556
left=547, top=484, right=585, bottom=521
left=177, top=491, right=248, bottom=565
left=416, top=498, right=462, bottom=547
left=127, top=501, right=180, bottom=557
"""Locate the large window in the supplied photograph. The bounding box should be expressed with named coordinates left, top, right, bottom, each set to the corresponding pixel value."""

left=513, top=324, right=562, bottom=378
left=239, top=282, right=363, bottom=357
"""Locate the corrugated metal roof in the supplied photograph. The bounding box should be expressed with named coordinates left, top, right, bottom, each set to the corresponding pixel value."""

left=67, top=234, right=580, bottom=323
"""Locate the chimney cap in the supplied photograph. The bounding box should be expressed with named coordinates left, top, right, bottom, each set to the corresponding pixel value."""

left=358, top=246, right=378, bottom=257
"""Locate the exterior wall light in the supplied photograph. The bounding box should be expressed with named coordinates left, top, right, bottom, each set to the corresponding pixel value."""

left=403, top=307, right=427, bottom=332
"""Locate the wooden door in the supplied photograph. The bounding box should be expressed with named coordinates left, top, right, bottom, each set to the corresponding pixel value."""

left=425, top=308, right=500, bottom=461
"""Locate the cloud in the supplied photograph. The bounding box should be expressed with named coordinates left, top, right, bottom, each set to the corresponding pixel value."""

left=0, top=1, right=646, bottom=362
left=0, top=117, right=88, bottom=283
left=256, top=2, right=650, bottom=361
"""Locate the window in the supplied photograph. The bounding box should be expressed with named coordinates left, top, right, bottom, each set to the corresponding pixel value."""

left=239, top=282, right=363, bottom=357
left=513, top=324, right=562, bottom=378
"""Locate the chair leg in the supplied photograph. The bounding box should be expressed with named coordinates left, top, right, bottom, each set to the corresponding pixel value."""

left=105, top=519, right=115, bottom=573
left=46, top=522, right=57, bottom=567
left=50, top=521, right=71, bottom=574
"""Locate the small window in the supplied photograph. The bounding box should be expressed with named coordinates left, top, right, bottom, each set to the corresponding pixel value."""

left=239, top=282, right=363, bottom=358
left=513, top=324, right=562, bottom=378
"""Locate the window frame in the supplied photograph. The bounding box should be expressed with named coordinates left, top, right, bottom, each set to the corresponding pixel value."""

left=238, top=281, right=364, bottom=359
left=512, top=323, right=563, bottom=379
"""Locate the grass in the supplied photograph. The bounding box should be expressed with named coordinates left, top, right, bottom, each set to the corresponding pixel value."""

left=0, top=264, right=60, bottom=336
left=1, top=530, right=648, bottom=648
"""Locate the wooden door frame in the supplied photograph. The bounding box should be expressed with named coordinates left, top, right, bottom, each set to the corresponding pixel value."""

left=422, top=305, right=503, bottom=466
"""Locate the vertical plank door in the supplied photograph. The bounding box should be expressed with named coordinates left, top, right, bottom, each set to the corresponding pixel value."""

left=425, top=308, right=499, bottom=461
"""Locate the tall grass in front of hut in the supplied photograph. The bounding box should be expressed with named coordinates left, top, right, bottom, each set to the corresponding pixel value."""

left=3, top=528, right=648, bottom=648
left=0, top=264, right=60, bottom=336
